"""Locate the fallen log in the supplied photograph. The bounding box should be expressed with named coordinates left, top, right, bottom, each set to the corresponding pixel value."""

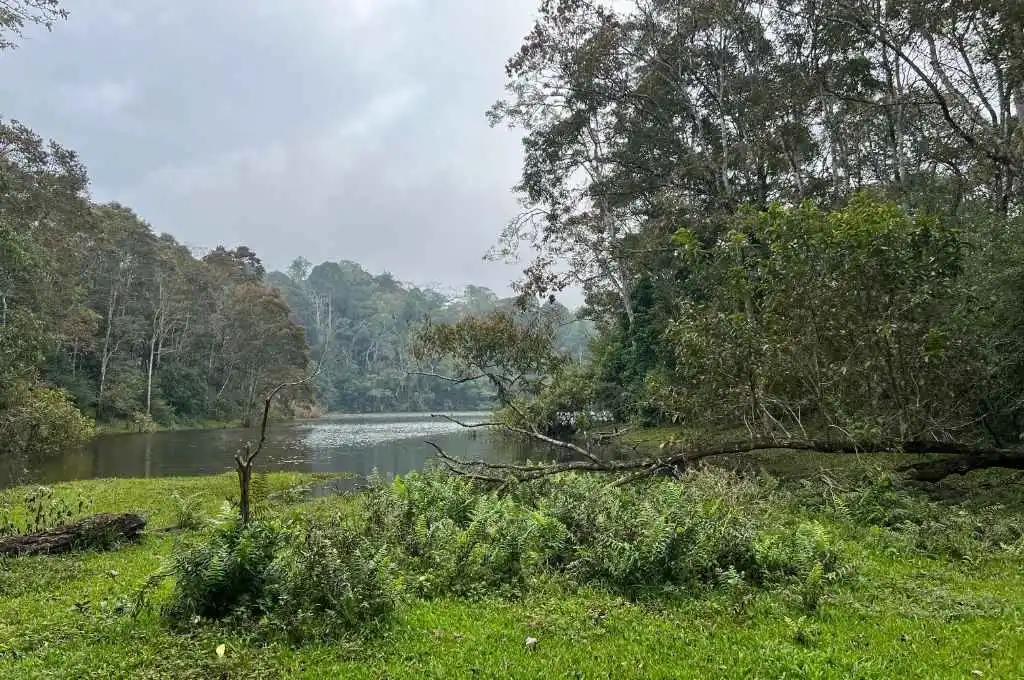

left=0, top=512, right=146, bottom=557
left=424, top=435, right=1024, bottom=486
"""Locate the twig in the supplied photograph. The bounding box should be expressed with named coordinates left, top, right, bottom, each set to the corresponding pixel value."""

left=431, top=413, right=499, bottom=428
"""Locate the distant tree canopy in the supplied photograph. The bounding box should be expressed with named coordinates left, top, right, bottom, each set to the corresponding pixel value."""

left=269, top=261, right=595, bottom=413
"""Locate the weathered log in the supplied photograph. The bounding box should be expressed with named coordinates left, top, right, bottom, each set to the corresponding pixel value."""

left=0, top=512, right=146, bottom=557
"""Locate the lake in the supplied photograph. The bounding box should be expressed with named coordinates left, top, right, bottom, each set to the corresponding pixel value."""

left=3, top=412, right=542, bottom=489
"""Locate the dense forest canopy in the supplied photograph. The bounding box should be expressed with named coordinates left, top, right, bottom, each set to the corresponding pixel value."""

left=0, top=112, right=315, bottom=456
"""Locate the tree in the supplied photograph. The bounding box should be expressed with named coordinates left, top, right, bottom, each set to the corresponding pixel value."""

left=0, top=0, right=67, bottom=50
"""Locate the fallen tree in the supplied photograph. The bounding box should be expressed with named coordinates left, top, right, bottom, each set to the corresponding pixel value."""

left=425, top=419, right=1024, bottom=486
left=0, top=512, right=146, bottom=556
left=411, top=310, right=1024, bottom=486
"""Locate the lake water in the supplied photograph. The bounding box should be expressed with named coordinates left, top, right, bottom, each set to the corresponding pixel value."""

left=4, top=412, right=543, bottom=488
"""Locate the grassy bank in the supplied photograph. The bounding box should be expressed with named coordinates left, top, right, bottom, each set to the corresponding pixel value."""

left=1, top=457, right=1022, bottom=679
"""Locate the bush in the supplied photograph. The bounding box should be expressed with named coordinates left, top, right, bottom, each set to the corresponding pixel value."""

left=170, top=491, right=204, bottom=531
left=263, top=518, right=396, bottom=640
left=156, top=510, right=396, bottom=640
left=161, top=516, right=286, bottom=623
left=807, top=469, right=1024, bottom=559
left=363, top=471, right=568, bottom=598
left=363, top=468, right=842, bottom=599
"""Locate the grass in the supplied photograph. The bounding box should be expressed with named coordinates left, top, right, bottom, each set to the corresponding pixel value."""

left=1, top=460, right=1023, bottom=679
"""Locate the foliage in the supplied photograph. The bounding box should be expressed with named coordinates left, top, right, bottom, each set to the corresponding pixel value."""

left=0, top=0, right=68, bottom=50
left=0, top=484, right=92, bottom=536
left=0, top=113, right=312, bottom=458
left=271, top=264, right=595, bottom=414
left=661, top=196, right=972, bottom=441
left=262, top=517, right=396, bottom=641
left=156, top=507, right=396, bottom=641
left=160, top=510, right=287, bottom=623
left=363, top=468, right=842, bottom=599
left=801, top=468, right=1024, bottom=560
left=482, top=0, right=1024, bottom=453
left=169, top=491, right=204, bottom=531
left=363, top=471, right=568, bottom=598
left=4, top=467, right=1022, bottom=677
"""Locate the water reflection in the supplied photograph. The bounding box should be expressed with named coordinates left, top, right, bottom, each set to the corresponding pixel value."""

left=10, top=413, right=540, bottom=487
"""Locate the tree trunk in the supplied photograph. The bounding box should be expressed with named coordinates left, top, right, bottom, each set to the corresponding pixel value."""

left=0, top=513, right=146, bottom=556
left=146, top=313, right=159, bottom=416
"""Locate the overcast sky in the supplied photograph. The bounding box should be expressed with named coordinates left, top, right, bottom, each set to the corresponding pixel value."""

left=0, top=0, right=542, bottom=297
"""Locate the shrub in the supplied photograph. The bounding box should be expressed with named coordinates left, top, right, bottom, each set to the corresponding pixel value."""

left=808, top=469, right=1024, bottom=559
left=154, top=510, right=396, bottom=640
left=362, top=467, right=842, bottom=599
left=161, top=516, right=286, bottom=623
left=169, top=491, right=204, bottom=531
left=363, top=471, right=568, bottom=597
left=535, top=470, right=787, bottom=594
left=263, top=518, right=396, bottom=640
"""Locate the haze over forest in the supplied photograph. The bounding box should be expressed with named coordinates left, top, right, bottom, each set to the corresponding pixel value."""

left=0, top=0, right=545, bottom=300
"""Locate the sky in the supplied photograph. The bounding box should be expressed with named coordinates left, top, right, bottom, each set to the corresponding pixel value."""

left=0, top=0, right=544, bottom=298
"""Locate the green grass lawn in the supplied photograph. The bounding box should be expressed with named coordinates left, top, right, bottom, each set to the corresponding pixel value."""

left=1, top=463, right=1022, bottom=679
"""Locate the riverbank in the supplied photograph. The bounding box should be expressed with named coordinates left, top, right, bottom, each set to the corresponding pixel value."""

left=93, top=418, right=242, bottom=437
left=1, top=458, right=1022, bottom=678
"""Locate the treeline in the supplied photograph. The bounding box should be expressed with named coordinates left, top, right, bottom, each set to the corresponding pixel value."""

left=0, top=118, right=312, bottom=464
left=484, top=0, right=1024, bottom=447
left=270, top=264, right=594, bottom=413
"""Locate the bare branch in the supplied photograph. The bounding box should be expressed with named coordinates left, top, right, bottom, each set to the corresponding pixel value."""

left=430, top=413, right=499, bottom=428
left=408, top=371, right=487, bottom=384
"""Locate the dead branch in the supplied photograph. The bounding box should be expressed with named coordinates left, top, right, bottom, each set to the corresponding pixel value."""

left=431, top=414, right=500, bottom=428
left=431, top=410, right=603, bottom=465
left=235, top=332, right=331, bottom=525
left=408, top=371, right=488, bottom=384
left=424, top=436, right=1024, bottom=485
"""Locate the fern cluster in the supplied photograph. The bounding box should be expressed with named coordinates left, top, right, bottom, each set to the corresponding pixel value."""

left=156, top=504, right=396, bottom=641
left=161, top=512, right=286, bottom=622
left=263, top=517, right=396, bottom=641
left=362, top=468, right=842, bottom=598
left=804, top=469, right=1024, bottom=559
left=363, top=471, right=567, bottom=597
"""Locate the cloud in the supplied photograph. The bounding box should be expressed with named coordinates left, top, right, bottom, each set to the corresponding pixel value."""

left=139, top=84, right=423, bottom=197
left=0, top=0, right=554, bottom=300
left=56, top=80, right=135, bottom=115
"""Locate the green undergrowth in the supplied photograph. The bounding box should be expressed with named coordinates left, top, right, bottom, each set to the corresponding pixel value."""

left=0, top=457, right=1022, bottom=679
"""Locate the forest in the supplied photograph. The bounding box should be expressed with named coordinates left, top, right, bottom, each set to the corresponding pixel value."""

left=1, top=2, right=1024, bottom=678
left=0, top=113, right=594, bottom=462
left=431, top=0, right=1024, bottom=470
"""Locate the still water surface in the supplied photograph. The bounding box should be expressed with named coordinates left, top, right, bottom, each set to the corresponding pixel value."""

left=13, top=413, right=539, bottom=487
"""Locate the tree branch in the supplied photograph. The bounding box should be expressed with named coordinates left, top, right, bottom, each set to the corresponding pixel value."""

left=408, top=371, right=487, bottom=384
left=424, top=435, right=1024, bottom=485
